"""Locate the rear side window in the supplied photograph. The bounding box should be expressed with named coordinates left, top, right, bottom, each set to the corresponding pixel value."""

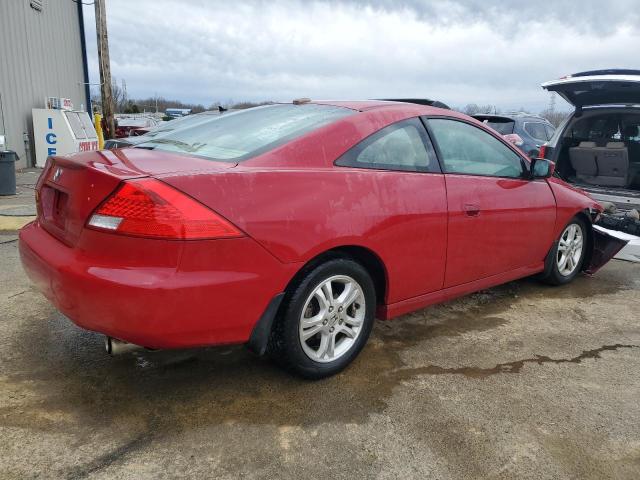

left=544, top=124, right=555, bottom=140
left=524, top=122, right=548, bottom=141
left=135, top=104, right=354, bottom=162
left=569, top=115, right=621, bottom=143
left=335, top=118, right=439, bottom=172
left=427, top=118, right=525, bottom=178
left=485, top=119, right=515, bottom=135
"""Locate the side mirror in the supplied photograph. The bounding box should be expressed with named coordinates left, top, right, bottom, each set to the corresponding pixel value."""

left=529, top=158, right=555, bottom=179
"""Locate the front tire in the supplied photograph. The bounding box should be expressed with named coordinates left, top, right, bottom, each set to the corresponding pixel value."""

left=269, top=258, right=376, bottom=379
left=541, top=217, right=588, bottom=285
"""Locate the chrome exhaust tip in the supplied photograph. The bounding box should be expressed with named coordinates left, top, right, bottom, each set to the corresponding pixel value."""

left=105, top=336, right=144, bottom=355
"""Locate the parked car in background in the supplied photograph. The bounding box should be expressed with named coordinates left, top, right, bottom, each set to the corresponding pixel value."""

left=473, top=113, right=555, bottom=158
left=114, top=115, right=161, bottom=138
left=540, top=69, right=640, bottom=213
left=20, top=101, right=625, bottom=379
left=165, top=108, right=192, bottom=118
left=105, top=110, right=223, bottom=149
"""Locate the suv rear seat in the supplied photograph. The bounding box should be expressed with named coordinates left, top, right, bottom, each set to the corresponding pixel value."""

left=569, top=141, right=598, bottom=181
left=596, top=142, right=629, bottom=186
left=569, top=141, right=633, bottom=187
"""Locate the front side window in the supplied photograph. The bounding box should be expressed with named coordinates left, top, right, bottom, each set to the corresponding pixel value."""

left=135, top=104, right=354, bottom=162
left=427, top=118, right=525, bottom=178
left=335, top=118, right=439, bottom=172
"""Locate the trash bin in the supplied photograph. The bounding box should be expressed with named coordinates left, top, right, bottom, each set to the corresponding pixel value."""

left=0, top=150, right=17, bottom=196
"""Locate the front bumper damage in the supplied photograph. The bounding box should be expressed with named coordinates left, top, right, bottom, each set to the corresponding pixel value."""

left=584, top=226, right=632, bottom=274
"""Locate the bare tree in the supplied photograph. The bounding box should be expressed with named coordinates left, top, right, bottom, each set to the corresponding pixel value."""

left=462, top=104, right=499, bottom=115
left=463, top=103, right=481, bottom=115
left=539, top=109, right=571, bottom=127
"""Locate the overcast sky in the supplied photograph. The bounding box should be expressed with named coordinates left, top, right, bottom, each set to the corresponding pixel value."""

left=82, top=0, right=640, bottom=112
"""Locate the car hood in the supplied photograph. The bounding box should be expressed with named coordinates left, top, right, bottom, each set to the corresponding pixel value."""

left=542, top=70, right=640, bottom=108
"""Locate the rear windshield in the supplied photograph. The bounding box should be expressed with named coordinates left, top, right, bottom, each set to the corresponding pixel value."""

left=134, top=104, right=354, bottom=162
left=483, top=119, right=515, bottom=135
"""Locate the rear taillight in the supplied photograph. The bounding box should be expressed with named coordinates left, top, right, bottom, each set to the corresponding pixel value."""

left=87, top=178, right=243, bottom=240
left=539, top=144, right=547, bottom=159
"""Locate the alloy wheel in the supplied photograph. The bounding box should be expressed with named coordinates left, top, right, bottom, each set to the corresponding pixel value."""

left=298, top=275, right=366, bottom=363
left=557, top=223, right=584, bottom=276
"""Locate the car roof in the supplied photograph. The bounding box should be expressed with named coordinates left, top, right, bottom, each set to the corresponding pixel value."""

left=472, top=113, right=550, bottom=122
left=306, top=100, right=394, bottom=111
left=297, top=99, right=450, bottom=113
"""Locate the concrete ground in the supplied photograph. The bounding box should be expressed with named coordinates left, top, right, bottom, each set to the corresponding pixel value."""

left=0, top=168, right=38, bottom=232
left=1, top=225, right=639, bottom=479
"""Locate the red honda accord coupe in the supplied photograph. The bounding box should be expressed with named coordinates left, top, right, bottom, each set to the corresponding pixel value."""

left=20, top=100, right=622, bottom=378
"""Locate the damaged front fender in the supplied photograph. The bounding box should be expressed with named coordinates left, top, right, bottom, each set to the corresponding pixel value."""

left=584, top=226, right=630, bottom=274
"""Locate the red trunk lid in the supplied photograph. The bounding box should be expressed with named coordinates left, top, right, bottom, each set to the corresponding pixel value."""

left=36, top=148, right=236, bottom=245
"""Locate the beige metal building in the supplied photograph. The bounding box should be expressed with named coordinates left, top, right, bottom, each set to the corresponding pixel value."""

left=0, top=0, right=90, bottom=169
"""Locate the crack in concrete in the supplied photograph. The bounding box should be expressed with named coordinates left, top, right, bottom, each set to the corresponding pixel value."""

left=7, top=290, right=27, bottom=299
left=396, top=344, right=639, bottom=379
left=64, top=431, right=155, bottom=480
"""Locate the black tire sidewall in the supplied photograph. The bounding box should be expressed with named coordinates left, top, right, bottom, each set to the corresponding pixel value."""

left=273, top=258, right=376, bottom=379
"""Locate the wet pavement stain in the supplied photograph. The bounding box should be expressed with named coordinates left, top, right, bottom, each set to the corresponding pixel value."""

left=395, top=344, right=639, bottom=380
left=2, top=260, right=640, bottom=478
left=1, top=287, right=519, bottom=436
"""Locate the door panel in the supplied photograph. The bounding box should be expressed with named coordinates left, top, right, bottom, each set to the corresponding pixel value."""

left=444, top=175, right=556, bottom=287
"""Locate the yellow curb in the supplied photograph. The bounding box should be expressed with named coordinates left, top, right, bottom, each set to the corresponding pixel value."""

left=0, top=216, right=35, bottom=231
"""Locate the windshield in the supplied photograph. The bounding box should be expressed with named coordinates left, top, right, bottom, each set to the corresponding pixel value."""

left=145, top=113, right=220, bottom=138
left=135, top=104, right=354, bottom=162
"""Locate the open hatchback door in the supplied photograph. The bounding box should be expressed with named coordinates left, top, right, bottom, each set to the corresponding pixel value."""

left=542, top=69, right=640, bottom=109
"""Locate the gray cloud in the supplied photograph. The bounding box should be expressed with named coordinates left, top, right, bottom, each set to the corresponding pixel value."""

left=338, top=0, right=640, bottom=33
left=83, top=0, right=640, bottom=112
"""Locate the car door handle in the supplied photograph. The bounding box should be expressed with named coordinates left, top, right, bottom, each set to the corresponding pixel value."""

left=463, top=203, right=481, bottom=216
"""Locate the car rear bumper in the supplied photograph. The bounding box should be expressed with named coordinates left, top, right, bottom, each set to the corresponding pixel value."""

left=19, top=221, right=297, bottom=349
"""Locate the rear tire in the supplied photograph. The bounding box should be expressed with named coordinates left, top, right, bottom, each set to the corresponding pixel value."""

left=268, top=258, right=376, bottom=379
left=541, top=217, right=588, bottom=286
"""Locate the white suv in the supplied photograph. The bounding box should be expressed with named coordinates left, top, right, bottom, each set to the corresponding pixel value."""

left=541, top=69, right=640, bottom=211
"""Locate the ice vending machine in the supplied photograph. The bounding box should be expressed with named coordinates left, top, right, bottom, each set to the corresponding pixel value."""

left=32, top=107, right=99, bottom=167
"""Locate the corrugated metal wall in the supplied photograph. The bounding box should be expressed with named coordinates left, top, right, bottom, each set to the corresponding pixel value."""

left=0, top=0, right=88, bottom=169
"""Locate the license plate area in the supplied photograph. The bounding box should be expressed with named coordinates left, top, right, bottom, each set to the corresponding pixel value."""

left=40, top=184, right=69, bottom=232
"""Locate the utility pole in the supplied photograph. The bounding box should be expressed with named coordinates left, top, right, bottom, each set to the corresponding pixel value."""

left=95, top=0, right=115, bottom=139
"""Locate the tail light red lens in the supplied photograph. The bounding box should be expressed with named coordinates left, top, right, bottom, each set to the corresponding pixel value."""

left=87, top=178, right=243, bottom=240
left=539, top=144, right=547, bottom=159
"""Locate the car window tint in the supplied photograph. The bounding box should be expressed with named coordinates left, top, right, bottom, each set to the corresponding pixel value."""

left=427, top=118, right=524, bottom=178
left=524, top=122, right=548, bottom=141
left=335, top=118, right=439, bottom=173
